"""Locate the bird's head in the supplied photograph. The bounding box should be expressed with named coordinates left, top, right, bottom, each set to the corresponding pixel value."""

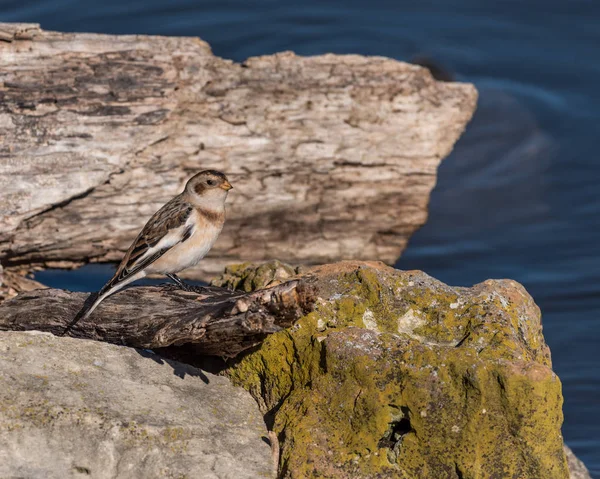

left=185, top=170, right=233, bottom=208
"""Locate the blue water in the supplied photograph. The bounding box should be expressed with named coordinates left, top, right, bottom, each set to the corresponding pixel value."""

left=3, top=0, right=598, bottom=474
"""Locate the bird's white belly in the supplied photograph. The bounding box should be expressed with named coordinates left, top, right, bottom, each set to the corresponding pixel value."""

left=147, top=222, right=222, bottom=274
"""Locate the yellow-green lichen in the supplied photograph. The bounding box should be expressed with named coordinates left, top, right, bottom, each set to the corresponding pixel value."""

left=224, top=262, right=568, bottom=478
left=212, top=260, right=301, bottom=292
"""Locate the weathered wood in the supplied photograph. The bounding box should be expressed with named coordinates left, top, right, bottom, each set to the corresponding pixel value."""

left=0, top=280, right=315, bottom=357
left=0, top=23, right=477, bottom=280
left=0, top=264, right=45, bottom=302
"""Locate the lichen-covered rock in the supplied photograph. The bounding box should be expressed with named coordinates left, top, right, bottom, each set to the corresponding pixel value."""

left=226, top=261, right=569, bottom=478
left=211, top=260, right=303, bottom=292
left=0, top=331, right=273, bottom=479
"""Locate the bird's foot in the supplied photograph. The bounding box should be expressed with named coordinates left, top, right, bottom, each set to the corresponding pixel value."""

left=166, top=274, right=196, bottom=292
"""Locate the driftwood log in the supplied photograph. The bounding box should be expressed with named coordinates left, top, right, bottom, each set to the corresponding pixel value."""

left=0, top=23, right=478, bottom=281
left=0, top=280, right=314, bottom=357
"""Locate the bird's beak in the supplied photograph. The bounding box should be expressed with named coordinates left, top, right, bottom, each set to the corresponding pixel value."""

left=220, top=180, right=233, bottom=191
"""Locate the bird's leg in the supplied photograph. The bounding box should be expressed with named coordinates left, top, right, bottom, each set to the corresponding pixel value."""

left=166, top=273, right=195, bottom=292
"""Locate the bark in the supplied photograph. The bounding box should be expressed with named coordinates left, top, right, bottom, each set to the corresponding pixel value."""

left=0, top=23, right=478, bottom=280
left=0, top=280, right=315, bottom=357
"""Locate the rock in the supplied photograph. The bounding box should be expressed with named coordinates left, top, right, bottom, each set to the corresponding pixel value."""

left=0, top=23, right=477, bottom=280
left=565, top=445, right=593, bottom=479
left=1, top=261, right=591, bottom=478
left=226, top=261, right=570, bottom=478
left=211, top=260, right=304, bottom=292
left=0, top=331, right=273, bottom=479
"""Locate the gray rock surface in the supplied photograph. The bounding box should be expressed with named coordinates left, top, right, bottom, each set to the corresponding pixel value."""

left=565, top=445, right=593, bottom=479
left=0, top=331, right=273, bottom=479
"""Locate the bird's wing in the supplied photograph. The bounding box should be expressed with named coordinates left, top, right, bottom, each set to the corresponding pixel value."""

left=101, top=195, right=194, bottom=294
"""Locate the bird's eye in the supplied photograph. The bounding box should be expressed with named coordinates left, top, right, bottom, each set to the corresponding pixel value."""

left=207, top=179, right=216, bottom=186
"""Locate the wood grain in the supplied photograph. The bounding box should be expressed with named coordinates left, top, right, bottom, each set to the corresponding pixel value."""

left=0, top=281, right=315, bottom=357
left=0, top=23, right=477, bottom=279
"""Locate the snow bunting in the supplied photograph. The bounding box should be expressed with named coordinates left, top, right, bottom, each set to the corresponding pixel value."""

left=67, top=170, right=232, bottom=330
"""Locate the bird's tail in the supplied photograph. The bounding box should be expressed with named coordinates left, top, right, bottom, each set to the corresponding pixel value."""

left=62, top=278, right=131, bottom=335
left=63, top=292, right=100, bottom=335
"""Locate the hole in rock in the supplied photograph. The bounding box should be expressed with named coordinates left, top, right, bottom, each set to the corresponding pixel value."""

left=378, top=405, right=413, bottom=451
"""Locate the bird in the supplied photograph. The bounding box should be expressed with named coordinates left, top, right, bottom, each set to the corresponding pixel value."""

left=65, top=170, right=233, bottom=332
